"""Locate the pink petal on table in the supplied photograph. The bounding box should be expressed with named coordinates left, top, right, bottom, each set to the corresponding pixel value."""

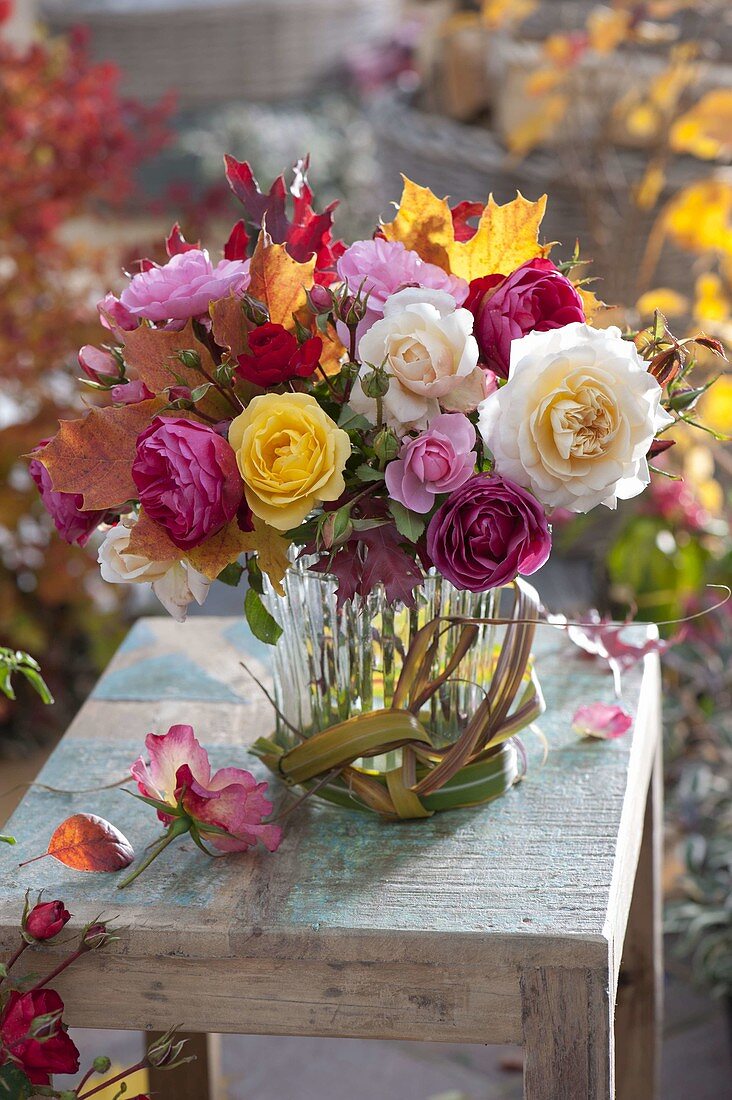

left=572, top=703, right=633, bottom=740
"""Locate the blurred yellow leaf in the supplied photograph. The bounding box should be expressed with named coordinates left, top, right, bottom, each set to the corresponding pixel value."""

left=525, top=67, right=566, bottom=96
left=698, top=375, right=732, bottom=436
left=634, top=163, right=666, bottom=210
left=624, top=101, right=662, bottom=142
left=636, top=288, right=689, bottom=318
left=543, top=33, right=579, bottom=66
left=447, top=193, right=548, bottom=280
left=506, top=93, right=569, bottom=157
left=85, top=1064, right=149, bottom=1100
left=671, top=90, right=732, bottom=160
left=481, top=0, right=537, bottom=28
left=664, top=180, right=732, bottom=255
left=694, top=272, right=730, bottom=325
left=587, top=8, right=632, bottom=53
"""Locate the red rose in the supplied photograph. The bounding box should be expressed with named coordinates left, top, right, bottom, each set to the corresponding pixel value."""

left=237, top=322, right=322, bottom=386
left=24, top=900, right=71, bottom=941
left=0, top=989, right=80, bottom=1086
left=132, top=417, right=244, bottom=550
left=465, top=258, right=585, bottom=378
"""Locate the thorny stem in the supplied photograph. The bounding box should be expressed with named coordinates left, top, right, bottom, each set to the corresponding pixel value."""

left=1, top=939, right=28, bottom=982
left=30, top=947, right=86, bottom=992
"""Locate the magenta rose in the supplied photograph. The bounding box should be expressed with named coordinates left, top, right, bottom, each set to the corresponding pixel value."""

left=385, top=413, right=476, bottom=513
left=465, top=258, right=585, bottom=378
left=132, top=417, right=244, bottom=549
left=0, top=989, right=80, bottom=1086
left=426, top=473, right=551, bottom=591
left=29, top=440, right=105, bottom=546
left=119, top=248, right=250, bottom=323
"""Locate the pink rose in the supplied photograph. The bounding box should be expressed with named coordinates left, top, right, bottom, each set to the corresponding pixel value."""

left=97, top=292, right=138, bottom=332
left=465, top=258, right=585, bottom=378
left=426, top=473, right=551, bottom=591
left=132, top=417, right=244, bottom=550
left=131, top=724, right=282, bottom=853
left=29, top=440, right=105, bottom=546
left=336, top=238, right=468, bottom=340
left=110, top=379, right=154, bottom=404
left=119, top=248, right=250, bottom=323
left=385, top=413, right=476, bottom=513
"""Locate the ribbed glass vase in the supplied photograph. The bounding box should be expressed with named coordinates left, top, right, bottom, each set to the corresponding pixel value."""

left=262, top=561, right=520, bottom=811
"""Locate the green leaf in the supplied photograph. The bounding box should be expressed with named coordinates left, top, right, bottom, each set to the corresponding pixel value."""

left=189, top=382, right=213, bottom=403
left=244, top=588, right=283, bottom=645
left=217, top=562, right=245, bottom=587
left=19, top=667, right=54, bottom=706
left=338, top=404, right=372, bottom=431
left=355, top=463, right=385, bottom=483
left=0, top=834, right=16, bottom=846
left=388, top=500, right=426, bottom=543
left=0, top=1064, right=32, bottom=1099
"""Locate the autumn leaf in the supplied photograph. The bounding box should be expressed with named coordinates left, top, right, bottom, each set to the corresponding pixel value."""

left=447, top=193, right=548, bottom=281
left=127, top=509, right=181, bottom=562
left=210, top=294, right=251, bottom=360
left=671, top=90, right=732, bottom=161
left=636, top=288, right=689, bottom=320
left=381, top=177, right=548, bottom=281
left=19, top=813, right=134, bottom=872
left=121, top=321, right=230, bottom=418
left=239, top=518, right=291, bottom=596
left=663, top=180, right=732, bottom=256
left=247, top=237, right=316, bottom=330
left=381, top=177, right=455, bottom=271
left=578, top=285, right=610, bottom=322
left=38, top=399, right=164, bottom=510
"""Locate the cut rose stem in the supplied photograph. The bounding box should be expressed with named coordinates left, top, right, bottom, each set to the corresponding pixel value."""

left=116, top=817, right=190, bottom=890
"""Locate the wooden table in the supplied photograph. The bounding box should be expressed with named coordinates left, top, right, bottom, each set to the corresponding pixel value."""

left=0, top=617, right=663, bottom=1099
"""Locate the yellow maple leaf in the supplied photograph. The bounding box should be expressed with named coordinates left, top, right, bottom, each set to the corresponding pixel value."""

left=448, top=193, right=548, bottom=281
left=578, top=286, right=610, bottom=322
left=381, top=177, right=454, bottom=272
left=671, top=90, right=732, bottom=161
left=239, top=518, right=291, bottom=596
left=248, top=237, right=316, bottom=330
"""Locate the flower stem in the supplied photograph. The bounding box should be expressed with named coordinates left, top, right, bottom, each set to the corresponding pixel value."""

left=30, top=947, right=85, bottom=992
left=116, top=818, right=190, bottom=890
left=77, top=1060, right=147, bottom=1100
left=0, top=938, right=27, bottom=984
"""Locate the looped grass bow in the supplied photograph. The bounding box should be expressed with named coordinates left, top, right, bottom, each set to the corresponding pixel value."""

left=252, top=579, right=545, bottom=819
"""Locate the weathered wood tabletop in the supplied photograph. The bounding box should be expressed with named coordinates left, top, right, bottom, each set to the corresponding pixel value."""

left=0, top=617, right=662, bottom=1099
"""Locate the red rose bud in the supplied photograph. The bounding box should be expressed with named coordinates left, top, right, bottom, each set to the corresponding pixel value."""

left=648, top=437, right=676, bottom=458
left=237, top=323, right=322, bottom=386
left=465, top=258, right=585, bottom=378
left=132, top=417, right=244, bottom=550
left=0, top=989, right=80, bottom=1086
left=29, top=440, right=106, bottom=547
left=82, top=921, right=111, bottom=949
left=24, top=900, right=71, bottom=941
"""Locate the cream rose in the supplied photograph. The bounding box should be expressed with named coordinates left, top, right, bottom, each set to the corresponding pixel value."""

left=478, top=323, right=673, bottom=513
left=351, top=288, right=484, bottom=432
left=98, top=521, right=210, bottom=622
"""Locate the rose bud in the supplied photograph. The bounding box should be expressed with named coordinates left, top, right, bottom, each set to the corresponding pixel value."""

left=24, top=900, right=71, bottom=941
left=110, top=380, right=154, bottom=405
left=465, top=258, right=585, bottom=378
left=132, top=417, right=244, bottom=550
left=237, top=323, right=322, bottom=387
left=81, top=921, right=112, bottom=950
left=78, top=345, right=121, bottom=385
left=307, top=284, right=334, bottom=313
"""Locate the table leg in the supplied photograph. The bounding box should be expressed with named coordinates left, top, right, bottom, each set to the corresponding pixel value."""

left=615, top=740, right=663, bottom=1100
left=146, top=1031, right=221, bottom=1100
left=521, top=964, right=615, bottom=1099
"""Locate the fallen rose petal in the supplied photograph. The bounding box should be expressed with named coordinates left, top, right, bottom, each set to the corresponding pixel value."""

left=572, top=703, right=633, bottom=740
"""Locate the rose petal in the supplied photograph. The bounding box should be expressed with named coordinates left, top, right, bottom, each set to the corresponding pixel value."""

left=572, top=702, right=633, bottom=740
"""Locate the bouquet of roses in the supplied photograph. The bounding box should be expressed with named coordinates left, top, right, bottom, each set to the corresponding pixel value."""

left=30, top=157, right=723, bottom=641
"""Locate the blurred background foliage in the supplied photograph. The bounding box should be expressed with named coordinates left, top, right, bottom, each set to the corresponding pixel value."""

left=0, top=0, right=729, bottom=1006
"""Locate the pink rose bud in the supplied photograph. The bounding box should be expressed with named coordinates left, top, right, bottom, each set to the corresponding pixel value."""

left=465, top=258, right=585, bottom=378
left=385, top=413, right=476, bottom=513
left=78, top=345, right=119, bottom=384
left=110, top=380, right=154, bottom=405
left=572, top=703, right=633, bottom=740
left=24, top=900, right=71, bottom=941
left=131, top=417, right=244, bottom=549
left=97, top=292, right=137, bottom=332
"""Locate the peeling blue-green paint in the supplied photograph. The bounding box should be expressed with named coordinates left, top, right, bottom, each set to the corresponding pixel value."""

left=92, top=653, right=246, bottom=703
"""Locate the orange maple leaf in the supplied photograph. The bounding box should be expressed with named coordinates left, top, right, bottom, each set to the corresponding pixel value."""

left=126, top=508, right=181, bottom=562
left=38, top=398, right=165, bottom=511
left=248, top=237, right=316, bottom=330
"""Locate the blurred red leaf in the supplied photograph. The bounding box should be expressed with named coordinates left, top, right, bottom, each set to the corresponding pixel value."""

left=223, top=219, right=249, bottom=261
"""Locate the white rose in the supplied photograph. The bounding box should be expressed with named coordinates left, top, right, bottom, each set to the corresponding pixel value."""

left=478, top=323, right=674, bottom=513
left=351, top=287, right=484, bottom=432
left=98, top=521, right=211, bottom=622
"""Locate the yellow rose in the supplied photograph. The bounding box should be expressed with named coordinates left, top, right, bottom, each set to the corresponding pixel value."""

left=228, top=392, right=351, bottom=531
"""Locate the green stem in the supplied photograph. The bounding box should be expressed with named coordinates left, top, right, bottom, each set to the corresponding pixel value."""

left=116, top=818, right=190, bottom=890
left=77, top=1060, right=147, bottom=1100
